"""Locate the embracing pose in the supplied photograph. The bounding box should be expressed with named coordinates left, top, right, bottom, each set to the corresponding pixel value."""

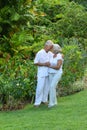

left=48, top=44, right=63, bottom=108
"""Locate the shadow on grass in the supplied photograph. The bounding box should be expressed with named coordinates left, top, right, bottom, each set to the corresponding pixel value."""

left=25, top=103, right=59, bottom=113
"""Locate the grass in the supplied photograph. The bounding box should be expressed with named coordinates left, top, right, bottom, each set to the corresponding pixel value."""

left=0, top=90, right=87, bottom=130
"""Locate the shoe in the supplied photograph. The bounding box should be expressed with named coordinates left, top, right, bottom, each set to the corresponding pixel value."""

left=48, top=105, right=54, bottom=108
left=34, top=105, right=40, bottom=108
left=41, top=102, right=48, bottom=105
left=48, top=104, right=57, bottom=108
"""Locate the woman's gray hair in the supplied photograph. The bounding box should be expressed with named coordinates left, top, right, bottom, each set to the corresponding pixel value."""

left=53, top=44, right=62, bottom=53
left=45, top=40, right=54, bottom=46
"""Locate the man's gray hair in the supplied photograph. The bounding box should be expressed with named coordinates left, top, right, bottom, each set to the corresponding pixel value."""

left=45, top=40, right=54, bottom=46
left=53, top=44, right=62, bottom=53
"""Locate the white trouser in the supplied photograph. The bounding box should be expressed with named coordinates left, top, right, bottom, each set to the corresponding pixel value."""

left=34, top=76, right=49, bottom=105
left=48, top=72, right=62, bottom=106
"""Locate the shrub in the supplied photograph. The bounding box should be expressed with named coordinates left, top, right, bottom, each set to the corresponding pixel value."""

left=0, top=55, right=37, bottom=108
left=58, top=39, right=87, bottom=96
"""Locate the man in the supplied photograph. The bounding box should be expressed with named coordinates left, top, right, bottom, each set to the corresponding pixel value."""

left=34, top=40, right=54, bottom=107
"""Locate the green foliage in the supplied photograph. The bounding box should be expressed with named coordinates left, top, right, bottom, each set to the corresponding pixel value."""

left=0, top=56, right=37, bottom=105
left=70, top=0, right=87, bottom=9
left=59, top=38, right=87, bottom=95
left=57, top=2, right=87, bottom=38
left=0, top=0, right=87, bottom=106
left=0, top=0, right=87, bottom=55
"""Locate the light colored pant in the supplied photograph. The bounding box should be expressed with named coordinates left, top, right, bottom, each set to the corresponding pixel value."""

left=34, top=76, right=49, bottom=105
left=48, top=72, right=62, bottom=106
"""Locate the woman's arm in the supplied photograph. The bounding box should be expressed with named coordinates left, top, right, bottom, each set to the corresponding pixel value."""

left=50, top=59, right=62, bottom=70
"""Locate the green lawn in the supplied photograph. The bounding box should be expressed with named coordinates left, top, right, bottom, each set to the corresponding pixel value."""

left=0, top=90, right=87, bottom=130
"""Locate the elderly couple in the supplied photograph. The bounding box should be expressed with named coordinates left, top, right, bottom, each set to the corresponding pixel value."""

left=34, top=40, right=63, bottom=108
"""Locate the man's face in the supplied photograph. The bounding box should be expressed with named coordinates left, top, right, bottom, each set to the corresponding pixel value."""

left=46, top=45, right=53, bottom=52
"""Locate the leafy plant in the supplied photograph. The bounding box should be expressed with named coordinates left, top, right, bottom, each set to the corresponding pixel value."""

left=59, top=39, right=86, bottom=96
left=0, top=55, right=37, bottom=106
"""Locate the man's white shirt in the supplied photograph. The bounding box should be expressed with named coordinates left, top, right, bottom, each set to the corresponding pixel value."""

left=34, top=49, right=53, bottom=77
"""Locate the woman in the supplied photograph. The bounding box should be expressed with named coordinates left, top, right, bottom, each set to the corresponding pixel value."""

left=48, top=44, right=63, bottom=108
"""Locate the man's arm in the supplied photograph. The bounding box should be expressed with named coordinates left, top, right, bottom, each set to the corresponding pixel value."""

left=34, top=62, right=50, bottom=67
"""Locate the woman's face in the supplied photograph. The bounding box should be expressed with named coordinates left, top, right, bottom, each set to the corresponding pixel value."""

left=51, top=48, right=58, bottom=54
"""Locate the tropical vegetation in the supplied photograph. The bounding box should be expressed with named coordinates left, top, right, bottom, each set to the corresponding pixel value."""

left=0, top=0, right=87, bottom=110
